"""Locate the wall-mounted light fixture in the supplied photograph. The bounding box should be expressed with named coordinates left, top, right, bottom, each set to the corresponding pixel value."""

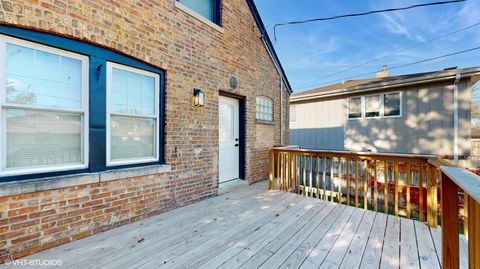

left=193, top=88, right=205, bottom=107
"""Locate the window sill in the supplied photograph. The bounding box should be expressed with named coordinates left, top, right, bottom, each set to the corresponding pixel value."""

left=348, top=115, right=402, bottom=120
left=256, top=119, right=275, bottom=126
left=0, top=164, right=172, bottom=197
left=175, top=1, right=224, bottom=33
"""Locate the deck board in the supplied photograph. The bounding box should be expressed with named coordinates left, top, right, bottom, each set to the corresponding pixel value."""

left=359, top=212, right=388, bottom=269
left=400, top=218, right=420, bottom=269
left=380, top=215, right=401, bottom=269
left=278, top=205, right=346, bottom=269
left=415, top=221, right=441, bottom=269
left=339, top=210, right=376, bottom=269
left=1, top=181, right=469, bottom=269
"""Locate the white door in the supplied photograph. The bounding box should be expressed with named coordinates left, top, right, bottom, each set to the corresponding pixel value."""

left=219, top=96, right=240, bottom=183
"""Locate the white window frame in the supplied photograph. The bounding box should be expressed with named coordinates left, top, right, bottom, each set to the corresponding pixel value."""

left=256, top=96, right=274, bottom=122
left=364, top=93, right=382, bottom=119
left=347, top=96, right=363, bottom=119
left=347, top=91, right=402, bottom=120
left=0, top=35, right=89, bottom=177
left=383, top=91, right=403, bottom=118
left=106, top=62, right=160, bottom=167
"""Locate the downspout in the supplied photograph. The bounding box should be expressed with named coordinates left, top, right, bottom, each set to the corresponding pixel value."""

left=280, top=77, right=284, bottom=145
left=454, top=73, right=461, bottom=161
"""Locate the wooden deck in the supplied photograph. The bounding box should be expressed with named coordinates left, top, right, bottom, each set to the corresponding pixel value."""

left=1, top=181, right=468, bottom=269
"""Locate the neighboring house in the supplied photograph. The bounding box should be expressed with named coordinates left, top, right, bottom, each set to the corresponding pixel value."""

left=0, top=0, right=291, bottom=262
left=290, top=67, right=480, bottom=161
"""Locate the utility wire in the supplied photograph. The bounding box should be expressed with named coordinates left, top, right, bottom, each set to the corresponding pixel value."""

left=296, top=45, right=480, bottom=91
left=273, top=0, right=466, bottom=41
left=296, top=21, right=480, bottom=89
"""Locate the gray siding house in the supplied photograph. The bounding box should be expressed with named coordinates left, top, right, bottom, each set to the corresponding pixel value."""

left=290, top=67, right=480, bottom=160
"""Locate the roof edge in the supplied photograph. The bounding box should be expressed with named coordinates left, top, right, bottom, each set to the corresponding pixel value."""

left=245, top=0, right=292, bottom=93
left=291, top=67, right=480, bottom=102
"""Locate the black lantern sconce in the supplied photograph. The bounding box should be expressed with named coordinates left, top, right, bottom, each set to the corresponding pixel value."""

left=193, top=88, right=205, bottom=107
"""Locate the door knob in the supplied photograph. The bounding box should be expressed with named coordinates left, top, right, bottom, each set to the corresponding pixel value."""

left=235, top=144, right=239, bottom=147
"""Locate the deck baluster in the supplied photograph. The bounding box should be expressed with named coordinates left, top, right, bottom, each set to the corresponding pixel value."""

left=309, top=156, right=313, bottom=197
left=406, top=162, right=411, bottom=218
left=394, top=161, right=399, bottom=216
left=331, top=157, right=335, bottom=202
left=364, top=159, right=368, bottom=209
left=346, top=158, right=350, bottom=206
left=316, top=156, right=320, bottom=199
left=323, top=156, right=327, bottom=200
left=374, top=160, right=378, bottom=211
left=419, top=163, right=424, bottom=221
left=338, top=157, right=342, bottom=204
left=427, top=164, right=438, bottom=227
left=384, top=161, right=389, bottom=214
left=355, top=159, right=359, bottom=208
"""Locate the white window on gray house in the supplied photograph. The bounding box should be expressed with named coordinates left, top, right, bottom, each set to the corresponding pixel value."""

left=0, top=37, right=89, bottom=176
left=472, top=82, right=480, bottom=150
left=106, top=62, right=160, bottom=166
left=256, top=96, right=273, bottom=122
left=384, top=92, right=401, bottom=116
left=290, top=105, right=297, bottom=123
left=348, top=97, right=362, bottom=119
left=365, top=95, right=381, bottom=117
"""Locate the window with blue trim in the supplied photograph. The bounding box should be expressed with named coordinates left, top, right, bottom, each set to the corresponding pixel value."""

left=177, top=0, right=221, bottom=25
left=0, top=36, right=89, bottom=177
left=106, top=63, right=160, bottom=166
left=0, top=27, right=165, bottom=182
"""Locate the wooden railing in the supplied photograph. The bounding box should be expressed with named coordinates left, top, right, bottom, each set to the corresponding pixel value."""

left=432, top=158, right=480, bottom=269
left=269, top=147, right=480, bottom=269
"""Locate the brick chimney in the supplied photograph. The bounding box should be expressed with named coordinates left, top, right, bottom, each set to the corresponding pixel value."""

left=376, top=65, right=389, bottom=78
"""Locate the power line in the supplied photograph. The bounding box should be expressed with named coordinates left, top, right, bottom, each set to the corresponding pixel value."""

left=296, top=21, right=480, bottom=89
left=273, top=0, right=466, bottom=41
left=296, top=45, right=480, bottom=91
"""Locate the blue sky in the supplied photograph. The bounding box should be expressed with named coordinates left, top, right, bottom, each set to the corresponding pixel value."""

left=254, top=0, right=480, bottom=92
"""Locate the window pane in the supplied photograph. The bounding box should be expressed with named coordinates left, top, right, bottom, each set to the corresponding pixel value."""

left=219, top=104, right=233, bottom=142
left=111, top=67, right=156, bottom=116
left=348, top=97, right=362, bottom=118
left=6, top=43, right=83, bottom=110
left=256, top=97, right=273, bottom=122
left=110, top=116, right=156, bottom=161
left=179, top=0, right=214, bottom=21
left=5, top=108, right=83, bottom=169
left=384, top=93, right=400, bottom=116
left=365, top=95, right=380, bottom=117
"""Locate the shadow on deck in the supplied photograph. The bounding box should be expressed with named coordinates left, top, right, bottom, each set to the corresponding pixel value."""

left=0, top=181, right=468, bottom=269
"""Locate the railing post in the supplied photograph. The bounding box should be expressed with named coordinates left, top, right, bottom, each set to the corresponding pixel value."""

left=441, top=171, right=459, bottom=269
left=427, top=164, right=438, bottom=227
left=467, top=195, right=480, bottom=269
left=269, top=150, right=274, bottom=190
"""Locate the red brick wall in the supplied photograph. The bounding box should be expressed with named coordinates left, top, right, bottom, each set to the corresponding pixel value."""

left=0, top=174, right=178, bottom=262
left=0, top=0, right=289, bottom=262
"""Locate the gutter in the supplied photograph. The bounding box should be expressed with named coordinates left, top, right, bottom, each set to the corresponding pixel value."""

left=245, top=0, right=292, bottom=93
left=453, top=72, right=461, bottom=161
left=291, top=67, right=480, bottom=103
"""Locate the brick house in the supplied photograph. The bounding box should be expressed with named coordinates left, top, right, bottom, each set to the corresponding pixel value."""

left=0, top=0, right=291, bottom=262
